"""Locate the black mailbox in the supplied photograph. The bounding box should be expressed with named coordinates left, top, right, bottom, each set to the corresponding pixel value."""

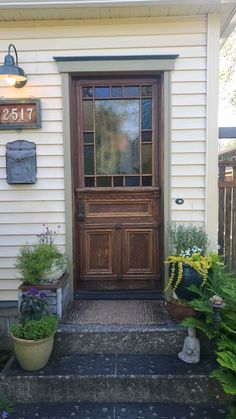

left=6, top=140, right=37, bottom=184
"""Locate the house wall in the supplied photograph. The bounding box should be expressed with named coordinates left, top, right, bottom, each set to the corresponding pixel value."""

left=0, top=15, right=215, bottom=301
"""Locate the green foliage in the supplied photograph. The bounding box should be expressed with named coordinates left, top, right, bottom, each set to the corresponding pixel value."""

left=211, top=369, right=236, bottom=396
left=182, top=260, right=236, bottom=411
left=220, top=28, right=236, bottom=107
left=227, top=403, right=236, bottom=419
left=0, top=397, right=14, bottom=414
left=169, top=223, right=208, bottom=256
left=15, top=243, right=65, bottom=285
left=11, top=315, right=58, bottom=340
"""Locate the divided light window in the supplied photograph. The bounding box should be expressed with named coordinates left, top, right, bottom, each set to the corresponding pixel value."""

left=81, top=82, right=156, bottom=188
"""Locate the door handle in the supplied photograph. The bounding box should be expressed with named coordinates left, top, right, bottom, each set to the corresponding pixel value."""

left=78, top=201, right=85, bottom=222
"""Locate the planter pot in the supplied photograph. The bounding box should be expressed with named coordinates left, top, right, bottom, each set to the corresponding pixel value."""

left=164, top=299, right=198, bottom=323
left=169, top=263, right=203, bottom=301
left=12, top=334, right=54, bottom=371
left=42, top=261, right=66, bottom=284
left=18, top=273, right=70, bottom=319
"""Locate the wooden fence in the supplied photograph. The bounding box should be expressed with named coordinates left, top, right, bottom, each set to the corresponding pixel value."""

left=218, top=160, right=236, bottom=271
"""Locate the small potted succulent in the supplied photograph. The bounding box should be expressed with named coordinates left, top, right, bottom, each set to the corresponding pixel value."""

left=11, top=288, right=58, bottom=371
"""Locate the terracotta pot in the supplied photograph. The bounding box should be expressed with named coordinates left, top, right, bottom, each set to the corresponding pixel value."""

left=164, top=299, right=198, bottom=323
left=12, top=334, right=54, bottom=371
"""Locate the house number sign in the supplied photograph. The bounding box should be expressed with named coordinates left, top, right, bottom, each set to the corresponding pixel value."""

left=0, top=99, right=41, bottom=130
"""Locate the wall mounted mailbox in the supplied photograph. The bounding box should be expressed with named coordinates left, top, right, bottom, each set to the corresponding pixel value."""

left=6, top=140, right=37, bottom=184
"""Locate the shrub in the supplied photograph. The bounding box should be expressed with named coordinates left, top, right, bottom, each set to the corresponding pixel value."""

left=11, top=315, right=58, bottom=340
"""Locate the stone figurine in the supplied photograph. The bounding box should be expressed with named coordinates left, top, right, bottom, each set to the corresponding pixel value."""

left=178, top=327, right=200, bottom=364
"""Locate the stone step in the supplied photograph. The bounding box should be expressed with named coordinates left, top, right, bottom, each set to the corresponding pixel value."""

left=53, top=324, right=188, bottom=356
left=0, top=354, right=229, bottom=405
left=8, top=402, right=229, bottom=418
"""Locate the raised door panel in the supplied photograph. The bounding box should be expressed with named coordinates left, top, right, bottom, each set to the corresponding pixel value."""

left=123, top=228, right=158, bottom=277
left=79, top=228, right=119, bottom=279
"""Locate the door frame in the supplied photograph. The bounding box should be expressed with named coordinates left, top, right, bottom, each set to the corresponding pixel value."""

left=55, top=57, right=175, bottom=297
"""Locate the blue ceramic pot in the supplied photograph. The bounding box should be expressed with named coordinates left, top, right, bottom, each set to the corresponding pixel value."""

left=169, top=263, right=203, bottom=301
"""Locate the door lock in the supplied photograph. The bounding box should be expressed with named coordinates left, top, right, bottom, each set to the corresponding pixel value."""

left=77, top=201, right=85, bottom=222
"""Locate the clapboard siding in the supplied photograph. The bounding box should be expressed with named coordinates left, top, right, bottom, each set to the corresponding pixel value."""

left=0, top=16, right=208, bottom=300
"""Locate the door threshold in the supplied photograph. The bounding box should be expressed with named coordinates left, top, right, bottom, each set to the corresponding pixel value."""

left=74, top=290, right=164, bottom=300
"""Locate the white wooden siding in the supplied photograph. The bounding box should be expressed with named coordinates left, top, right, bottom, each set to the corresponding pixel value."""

left=0, top=16, right=208, bottom=300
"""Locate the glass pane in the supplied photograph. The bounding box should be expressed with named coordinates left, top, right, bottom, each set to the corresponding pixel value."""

left=95, top=99, right=140, bottom=175
left=95, top=87, right=110, bottom=98
left=82, top=87, right=93, bottom=98
left=84, top=145, right=94, bottom=175
left=125, top=176, right=140, bottom=186
left=142, top=176, right=152, bottom=186
left=85, top=177, right=95, bottom=187
left=142, top=144, right=152, bottom=174
left=141, top=131, right=152, bottom=142
left=141, top=86, right=152, bottom=97
left=112, top=86, right=122, bottom=97
left=84, top=132, right=94, bottom=144
left=124, top=86, right=139, bottom=97
left=114, top=176, right=123, bottom=187
left=97, top=177, right=112, bottom=187
left=83, top=101, right=93, bottom=131
left=141, top=99, right=152, bottom=130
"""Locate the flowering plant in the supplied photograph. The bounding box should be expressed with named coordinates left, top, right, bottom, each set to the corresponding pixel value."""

left=11, top=287, right=58, bottom=341
left=15, top=225, right=66, bottom=285
left=165, top=224, right=221, bottom=295
left=20, top=287, right=48, bottom=324
left=165, top=252, right=217, bottom=292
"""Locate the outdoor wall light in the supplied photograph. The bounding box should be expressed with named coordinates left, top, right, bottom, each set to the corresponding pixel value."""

left=0, top=44, right=27, bottom=88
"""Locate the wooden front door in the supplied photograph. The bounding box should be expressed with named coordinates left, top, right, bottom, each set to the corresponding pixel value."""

left=71, top=75, right=163, bottom=291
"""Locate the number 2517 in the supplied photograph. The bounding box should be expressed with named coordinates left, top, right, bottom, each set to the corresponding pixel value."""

left=2, top=107, right=33, bottom=121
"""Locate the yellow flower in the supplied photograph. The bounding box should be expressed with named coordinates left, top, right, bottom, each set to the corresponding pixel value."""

left=164, top=253, right=217, bottom=292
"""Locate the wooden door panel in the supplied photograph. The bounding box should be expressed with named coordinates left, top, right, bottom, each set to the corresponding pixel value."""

left=80, top=228, right=118, bottom=279
left=123, top=228, right=156, bottom=275
left=86, top=230, right=112, bottom=274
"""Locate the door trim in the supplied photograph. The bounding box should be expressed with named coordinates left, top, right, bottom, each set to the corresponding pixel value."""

left=60, top=70, right=172, bottom=296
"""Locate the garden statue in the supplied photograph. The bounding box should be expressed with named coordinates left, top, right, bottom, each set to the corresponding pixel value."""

left=178, top=327, right=200, bottom=364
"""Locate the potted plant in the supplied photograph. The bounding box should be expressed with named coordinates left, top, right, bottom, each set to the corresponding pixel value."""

left=11, top=288, right=58, bottom=371
left=15, top=225, right=66, bottom=285
left=16, top=225, right=70, bottom=319
left=165, top=224, right=220, bottom=301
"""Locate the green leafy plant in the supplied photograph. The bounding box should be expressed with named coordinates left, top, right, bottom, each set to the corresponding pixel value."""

left=164, top=224, right=218, bottom=295
left=182, top=262, right=236, bottom=417
left=15, top=225, right=66, bottom=285
left=11, top=315, right=58, bottom=340
left=20, top=287, right=48, bottom=324
left=165, top=253, right=220, bottom=292
left=168, top=223, right=208, bottom=256
left=0, top=396, right=14, bottom=416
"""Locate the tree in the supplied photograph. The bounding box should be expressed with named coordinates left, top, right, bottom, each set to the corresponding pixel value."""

left=220, top=29, right=236, bottom=107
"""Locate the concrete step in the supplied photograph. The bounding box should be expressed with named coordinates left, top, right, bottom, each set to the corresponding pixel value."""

left=53, top=323, right=188, bottom=356
left=8, top=402, right=229, bottom=418
left=0, top=354, right=229, bottom=405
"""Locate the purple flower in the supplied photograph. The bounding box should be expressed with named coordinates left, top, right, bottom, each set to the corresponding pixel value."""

left=39, top=292, right=46, bottom=299
left=2, top=411, right=9, bottom=419
left=27, top=287, right=38, bottom=296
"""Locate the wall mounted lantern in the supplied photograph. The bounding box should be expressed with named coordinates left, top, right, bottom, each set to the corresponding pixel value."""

left=0, top=44, right=27, bottom=88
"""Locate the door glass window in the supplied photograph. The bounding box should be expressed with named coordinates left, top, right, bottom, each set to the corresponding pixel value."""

left=82, top=82, right=155, bottom=187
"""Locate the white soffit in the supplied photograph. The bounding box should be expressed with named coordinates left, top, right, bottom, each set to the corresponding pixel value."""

left=0, top=1, right=235, bottom=40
